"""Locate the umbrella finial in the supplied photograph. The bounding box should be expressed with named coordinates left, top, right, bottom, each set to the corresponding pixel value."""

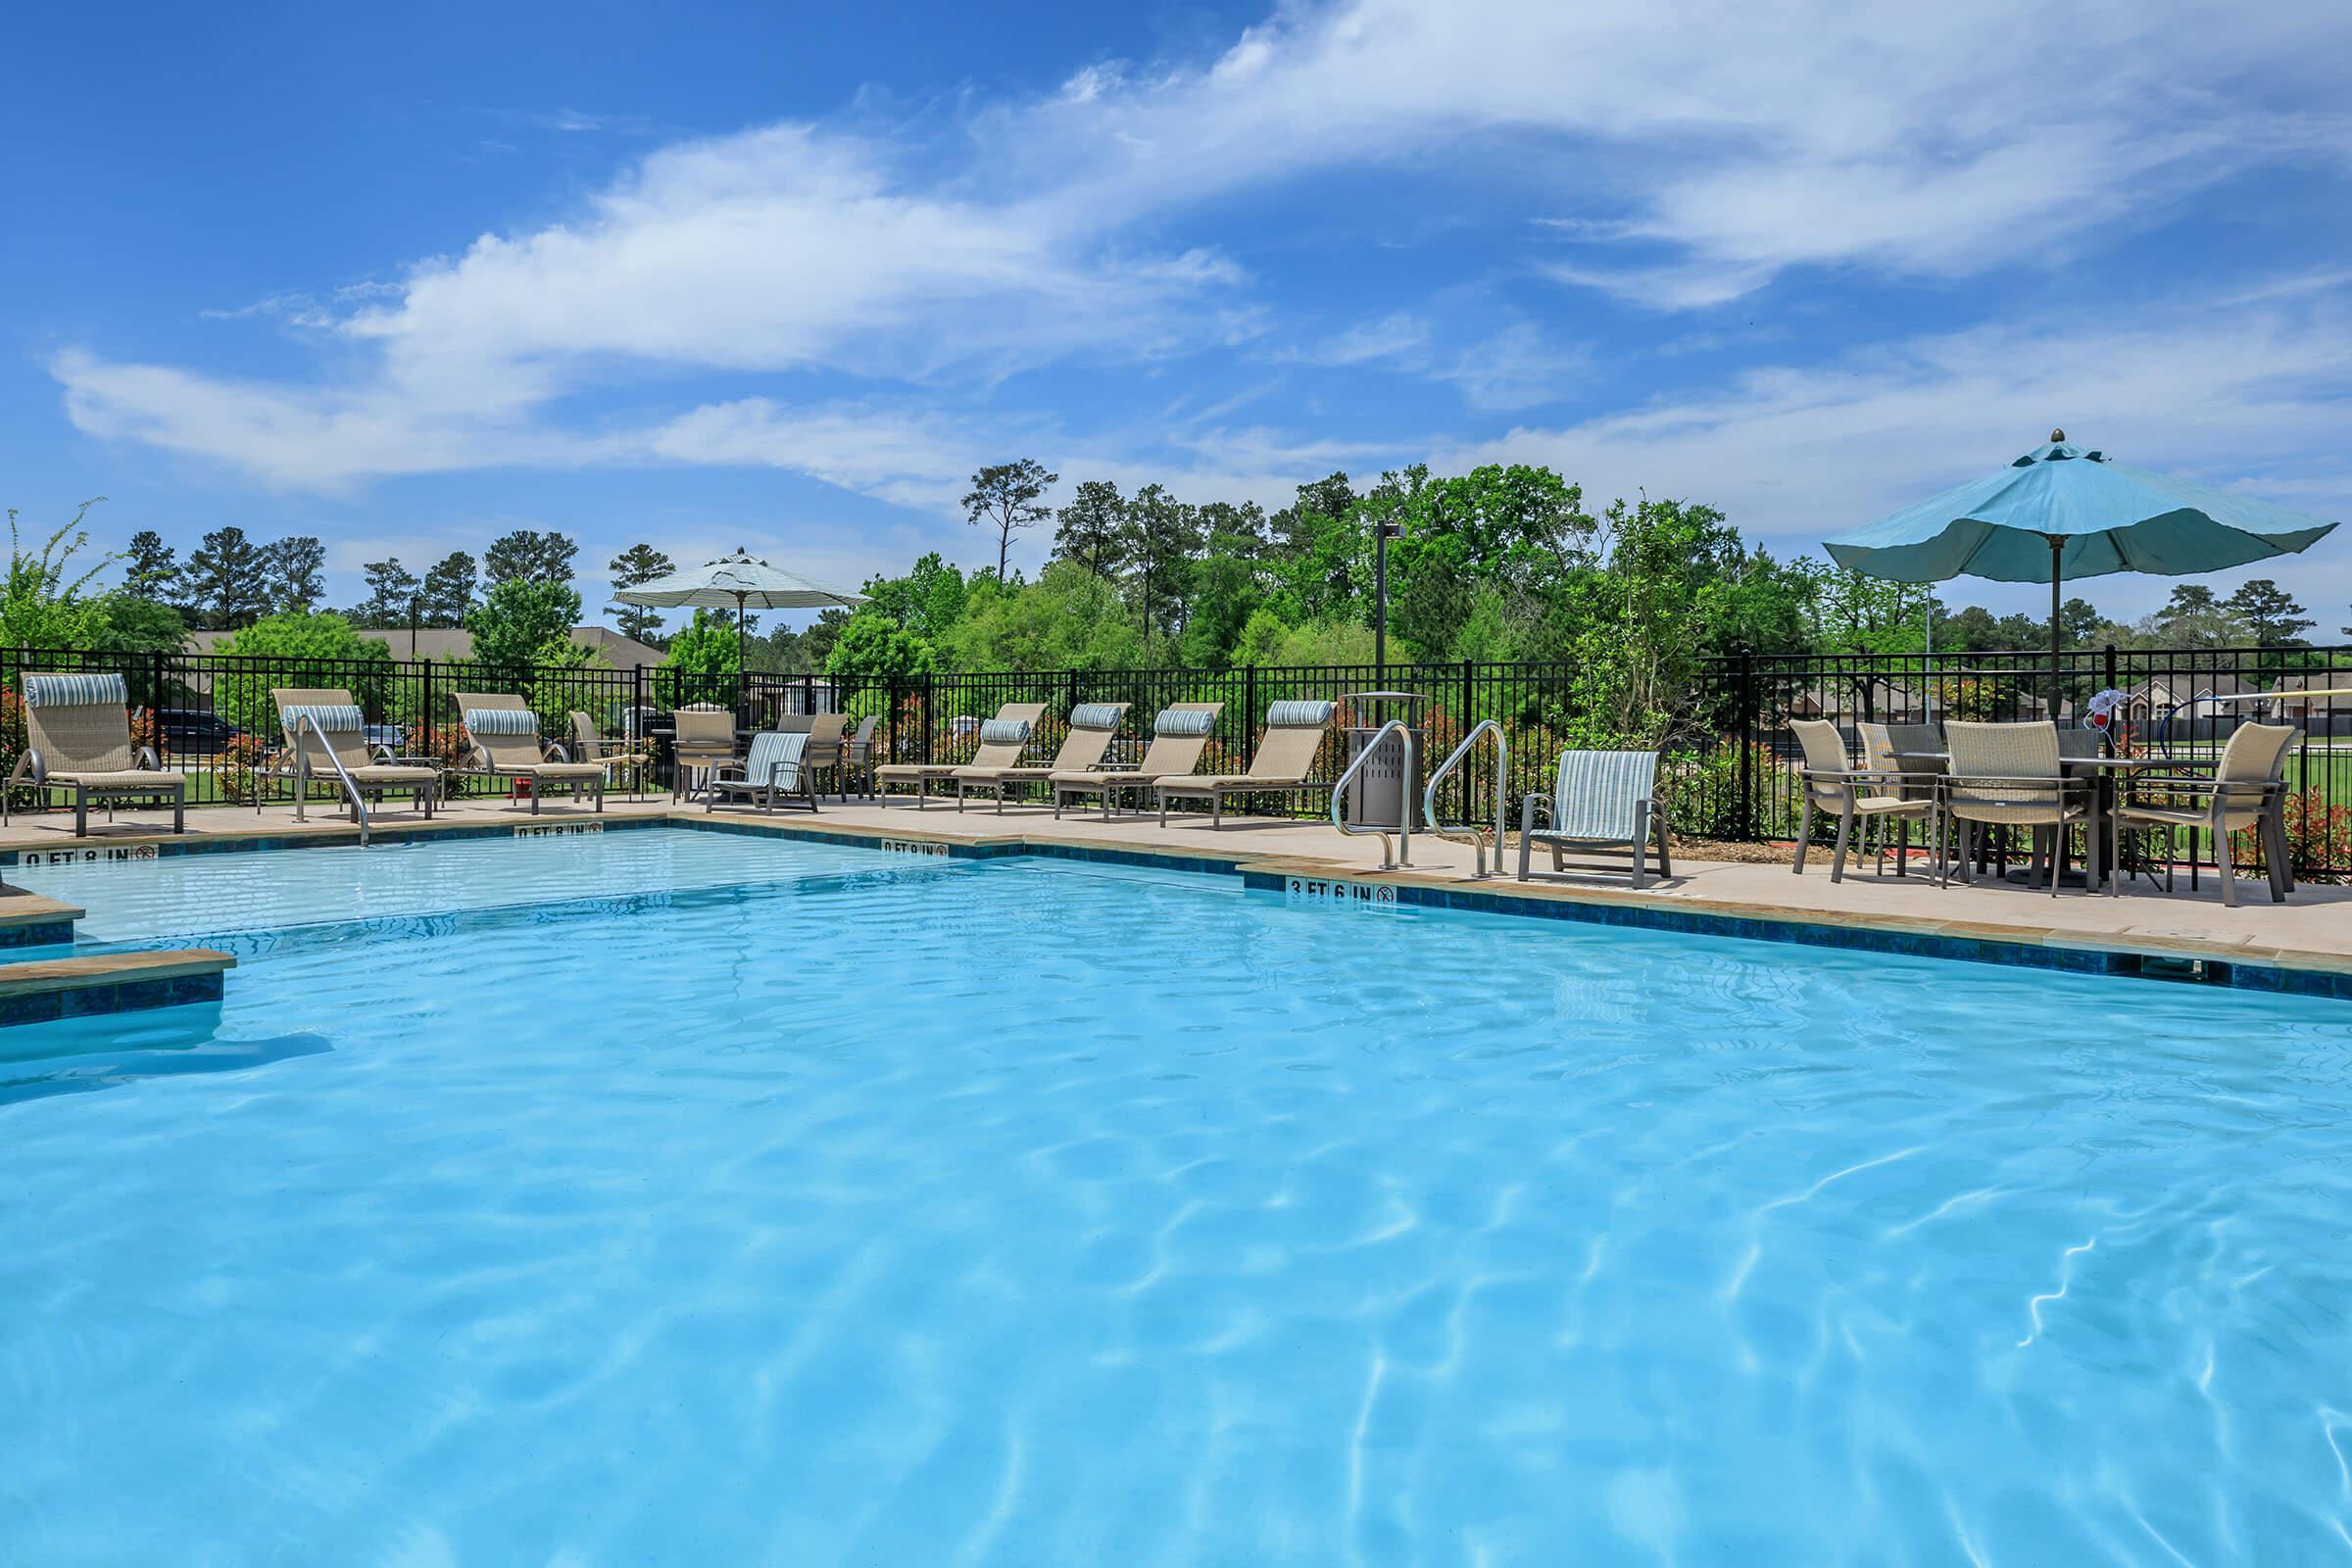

left=2049, top=427, right=2066, bottom=443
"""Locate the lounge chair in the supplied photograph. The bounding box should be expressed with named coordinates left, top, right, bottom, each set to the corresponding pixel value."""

left=670, top=706, right=738, bottom=802
left=1155, top=701, right=1336, bottom=827
left=569, top=710, right=651, bottom=798
left=270, top=688, right=442, bottom=822
left=1053, top=703, right=1222, bottom=818
left=2111, top=720, right=2296, bottom=906
left=451, top=691, right=608, bottom=813
left=876, top=703, right=1048, bottom=808
left=1517, top=749, right=1672, bottom=888
left=1939, top=720, right=2095, bottom=896
left=705, top=730, right=817, bottom=814
left=3, top=672, right=185, bottom=835
left=957, top=702, right=1129, bottom=812
left=1790, top=718, right=1933, bottom=882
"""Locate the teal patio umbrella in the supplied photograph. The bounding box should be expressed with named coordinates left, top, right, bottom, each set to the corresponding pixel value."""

left=613, top=548, right=862, bottom=673
left=1826, top=430, right=2338, bottom=713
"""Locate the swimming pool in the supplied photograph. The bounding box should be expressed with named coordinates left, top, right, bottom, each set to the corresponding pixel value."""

left=6, top=827, right=2350, bottom=1562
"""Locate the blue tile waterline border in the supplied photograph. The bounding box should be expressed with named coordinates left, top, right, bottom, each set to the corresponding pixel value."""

left=4, top=807, right=2342, bottom=1001
left=0, top=970, right=224, bottom=1029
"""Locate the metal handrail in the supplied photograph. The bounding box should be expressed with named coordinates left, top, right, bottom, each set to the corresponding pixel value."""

left=1330, top=717, right=1414, bottom=869
left=292, top=712, right=371, bottom=846
left=1422, top=718, right=1506, bottom=878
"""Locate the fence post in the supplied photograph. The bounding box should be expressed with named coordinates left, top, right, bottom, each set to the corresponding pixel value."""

left=1243, top=665, right=1258, bottom=767
left=151, top=648, right=167, bottom=759
left=921, top=674, right=935, bottom=764
left=1737, top=647, right=1757, bottom=842
left=1066, top=668, right=1079, bottom=725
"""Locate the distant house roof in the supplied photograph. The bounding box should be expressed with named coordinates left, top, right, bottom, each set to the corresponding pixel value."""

left=187, top=624, right=666, bottom=670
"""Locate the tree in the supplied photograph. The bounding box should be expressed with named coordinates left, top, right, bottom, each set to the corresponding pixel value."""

left=2225, top=578, right=2311, bottom=645
left=483, top=528, right=578, bottom=588
left=213, top=611, right=392, bottom=735
left=961, top=459, right=1057, bottom=580
left=1, top=501, right=121, bottom=650
left=122, top=530, right=179, bottom=603
left=261, top=535, right=325, bottom=613
left=823, top=608, right=937, bottom=680
left=859, top=552, right=967, bottom=642
left=466, top=577, right=586, bottom=671
left=1122, top=482, right=1200, bottom=640
left=352, top=558, right=423, bottom=625
left=937, top=563, right=1148, bottom=672
left=420, top=552, right=478, bottom=626
left=658, top=608, right=739, bottom=680
left=183, top=525, right=267, bottom=629
left=1051, top=480, right=1128, bottom=579
left=2149, top=584, right=2246, bottom=648
left=606, top=544, right=673, bottom=641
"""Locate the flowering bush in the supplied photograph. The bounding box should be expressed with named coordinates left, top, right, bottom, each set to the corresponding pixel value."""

left=208, top=733, right=272, bottom=805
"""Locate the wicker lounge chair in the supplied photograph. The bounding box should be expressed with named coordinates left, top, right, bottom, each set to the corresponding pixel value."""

left=1156, top=701, right=1336, bottom=827
left=876, top=703, right=1048, bottom=808
left=1517, top=749, right=1671, bottom=888
left=1052, top=703, right=1222, bottom=818
left=2111, top=721, right=2296, bottom=906
left=1940, top=721, right=2095, bottom=896
left=269, top=688, right=442, bottom=821
left=451, top=692, right=607, bottom=813
left=956, top=702, right=1129, bottom=811
left=705, top=730, right=817, bottom=814
left=670, top=706, right=738, bottom=802
left=1790, top=719, right=1933, bottom=881
left=3, top=672, right=184, bottom=835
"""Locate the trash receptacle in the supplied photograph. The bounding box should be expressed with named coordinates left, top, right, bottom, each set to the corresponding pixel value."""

left=1341, top=691, right=1425, bottom=831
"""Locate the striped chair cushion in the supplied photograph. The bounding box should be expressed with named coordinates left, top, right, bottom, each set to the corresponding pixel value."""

left=280, top=704, right=366, bottom=735
left=743, top=730, right=808, bottom=788
left=1069, top=703, right=1124, bottom=730
left=977, top=718, right=1032, bottom=745
left=1548, top=750, right=1659, bottom=841
left=1153, top=709, right=1216, bottom=737
left=464, top=708, right=540, bottom=736
left=1266, top=700, right=1334, bottom=728
left=23, top=673, right=127, bottom=709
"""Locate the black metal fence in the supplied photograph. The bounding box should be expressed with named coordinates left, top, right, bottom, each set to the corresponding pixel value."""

left=7, top=642, right=2350, bottom=877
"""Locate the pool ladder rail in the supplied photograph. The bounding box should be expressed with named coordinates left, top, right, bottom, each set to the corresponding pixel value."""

left=290, top=711, right=373, bottom=846
left=1421, top=719, right=1507, bottom=879
left=1330, top=718, right=1415, bottom=869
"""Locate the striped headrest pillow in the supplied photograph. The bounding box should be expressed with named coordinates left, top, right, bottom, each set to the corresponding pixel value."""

left=280, top=704, right=365, bottom=735
left=22, top=673, right=127, bottom=709
left=1152, top=709, right=1216, bottom=737
left=1266, top=700, right=1335, bottom=728
left=463, top=708, right=541, bottom=736
left=1068, top=703, right=1125, bottom=730
left=976, top=717, right=1033, bottom=745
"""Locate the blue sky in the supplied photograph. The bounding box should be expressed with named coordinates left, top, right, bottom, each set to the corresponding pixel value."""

left=7, top=0, right=2351, bottom=628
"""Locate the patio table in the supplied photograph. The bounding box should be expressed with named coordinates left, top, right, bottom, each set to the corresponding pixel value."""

left=1890, top=751, right=2168, bottom=889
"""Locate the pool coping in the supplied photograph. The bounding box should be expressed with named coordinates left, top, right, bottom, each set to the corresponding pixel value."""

left=8, top=807, right=2348, bottom=1001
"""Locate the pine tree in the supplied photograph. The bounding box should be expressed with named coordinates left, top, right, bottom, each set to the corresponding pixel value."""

left=420, top=552, right=478, bottom=626
left=606, top=543, right=675, bottom=641
left=1051, top=480, right=1128, bottom=579
left=483, top=529, right=578, bottom=587
left=261, top=535, right=325, bottom=612
left=961, top=459, right=1057, bottom=580
left=353, top=558, right=422, bottom=625
left=122, top=530, right=180, bottom=602
left=2225, top=578, right=2312, bottom=646
left=183, top=525, right=267, bottom=628
left=1123, top=483, right=1201, bottom=640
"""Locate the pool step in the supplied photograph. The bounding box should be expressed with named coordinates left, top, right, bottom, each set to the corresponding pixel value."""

left=0, top=886, right=84, bottom=950
left=0, top=948, right=233, bottom=1028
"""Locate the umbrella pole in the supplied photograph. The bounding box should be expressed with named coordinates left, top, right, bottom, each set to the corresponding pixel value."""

left=2047, top=534, right=2063, bottom=720
left=735, top=591, right=748, bottom=720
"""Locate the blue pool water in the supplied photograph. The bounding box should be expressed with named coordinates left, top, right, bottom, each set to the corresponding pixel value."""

left=5, top=827, right=2352, bottom=1563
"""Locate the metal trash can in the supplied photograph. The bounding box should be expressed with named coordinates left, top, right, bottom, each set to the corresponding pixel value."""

left=1341, top=691, right=1425, bottom=831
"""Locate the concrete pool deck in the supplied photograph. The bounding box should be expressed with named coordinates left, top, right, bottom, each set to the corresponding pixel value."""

left=2, top=790, right=2347, bottom=987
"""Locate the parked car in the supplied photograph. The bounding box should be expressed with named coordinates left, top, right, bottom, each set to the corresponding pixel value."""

left=363, top=722, right=406, bottom=755
left=157, top=709, right=243, bottom=757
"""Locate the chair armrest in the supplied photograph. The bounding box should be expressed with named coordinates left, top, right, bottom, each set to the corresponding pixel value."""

left=24, top=749, right=47, bottom=786
left=1520, top=792, right=1549, bottom=831
left=136, top=745, right=163, bottom=770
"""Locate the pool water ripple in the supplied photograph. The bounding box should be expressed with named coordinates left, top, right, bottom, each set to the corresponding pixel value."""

left=3, top=829, right=2351, bottom=1562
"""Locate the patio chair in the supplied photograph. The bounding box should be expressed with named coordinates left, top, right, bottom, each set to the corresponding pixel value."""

left=795, top=712, right=850, bottom=798
left=1790, top=719, right=1934, bottom=881
left=1940, top=721, right=2095, bottom=897
left=1053, top=703, right=1222, bottom=818
left=2110, top=721, right=2296, bottom=907
left=3, top=672, right=185, bottom=835
left=269, top=688, right=442, bottom=822
left=844, top=714, right=881, bottom=799
left=569, top=710, right=651, bottom=798
left=1156, top=701, right=1336, bottom=827
left=671, top=707, right=739, bottom=802
left=705, top=730, right=817, bottom=814
left=451, top=692, right=607, bottom=814
left=956, top=702, right=1129, bottom=812
left=876, top=703, right=1048, bottom=808
left=1517, top=749, right=1672, bottom=888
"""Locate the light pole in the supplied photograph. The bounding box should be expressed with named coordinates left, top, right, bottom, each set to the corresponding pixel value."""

left=1373, top=519, right=1401, bottom=688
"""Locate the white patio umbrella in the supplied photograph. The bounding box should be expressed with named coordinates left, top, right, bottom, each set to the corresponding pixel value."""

left=612, top=548, right=863, bottom=672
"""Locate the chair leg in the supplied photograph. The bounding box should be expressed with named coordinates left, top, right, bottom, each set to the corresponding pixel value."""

left=1630, top=802, right=1650, bottom=890
left=2265, top=810, right=2292, bottom=901
left=1829, top=801, right=1854, bottom=883
left=1517, top=797, right=1535, bottom=881
left=1655, top=810, right=1671, bottom=880
left=1793, top=797, right=1813, bottom=873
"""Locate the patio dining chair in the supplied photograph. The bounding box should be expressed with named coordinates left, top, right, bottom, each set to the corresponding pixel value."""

left=1788, top=719, right=1935, bottom=881
left=1939, top=721, right=2096, bottom=897
left=2110, top=721, right=2296, bottom=907
left=671, top=706, right=740, bottom=802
